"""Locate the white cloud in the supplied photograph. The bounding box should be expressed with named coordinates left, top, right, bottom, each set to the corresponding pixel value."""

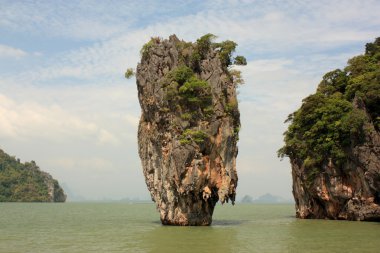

left=245, top=59, right=293, bottom=72
left=0, top=0, right=379, bottom=200
left=0, top=1, right=130, bottom=40
left=0, top=91, right=121, bottom=145
left=7, top=0, right=379, bottom=85
left=46, top=157, right=115, bottom=173
left=0, top=1, right=208, bottom=41
left=0, top=81, right=141, bottom=199
left=0, top=44, right=27, bottom=58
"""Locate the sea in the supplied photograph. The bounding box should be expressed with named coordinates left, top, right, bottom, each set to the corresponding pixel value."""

left=1, top=203, right=379, bottom=253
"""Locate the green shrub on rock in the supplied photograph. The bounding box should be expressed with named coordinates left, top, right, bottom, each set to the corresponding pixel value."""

left=179, top=129, right=209, bottom=145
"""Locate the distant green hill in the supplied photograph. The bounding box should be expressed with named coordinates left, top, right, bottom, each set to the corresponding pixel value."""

left=0, top=149, right=66, bottom=202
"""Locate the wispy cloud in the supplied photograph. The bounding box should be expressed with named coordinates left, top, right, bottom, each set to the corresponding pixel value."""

left=0, top=1, right=207, bottom=41
left=0, top=44, right=27, bottom=58
left=0, top=92, right=119, bottom=145
left=5, top=0, right=379, bottom=85
left=0, top=0, right=379, bottom=199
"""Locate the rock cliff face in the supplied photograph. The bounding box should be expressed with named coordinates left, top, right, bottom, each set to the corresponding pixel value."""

left=136, top=35, right=242, bottom=225
left=41, top=168, right=67, bottom=202
left=280, top=38, right=380, bottom=221
left=0, top=149, right=66, bottom=202
left=291, top=99, right=380, bottom=221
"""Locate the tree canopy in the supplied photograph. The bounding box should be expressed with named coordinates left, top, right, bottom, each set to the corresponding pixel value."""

left=0, top=149, right=63, bottom=202
left=278, top=38, right=380, bottom=170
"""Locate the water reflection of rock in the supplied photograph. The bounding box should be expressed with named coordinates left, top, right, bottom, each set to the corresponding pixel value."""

left=140, top=221, right=238, bottom=253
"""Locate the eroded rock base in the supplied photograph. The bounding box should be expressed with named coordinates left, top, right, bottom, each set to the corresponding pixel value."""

left=159, top=199, right=216, bottom=226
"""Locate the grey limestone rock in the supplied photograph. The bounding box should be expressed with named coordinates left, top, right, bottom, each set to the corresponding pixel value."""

left=136, top=35, right=240, bottom=225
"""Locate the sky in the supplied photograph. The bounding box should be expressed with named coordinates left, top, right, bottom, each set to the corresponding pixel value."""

left=0, top=0, right=379, bottom=201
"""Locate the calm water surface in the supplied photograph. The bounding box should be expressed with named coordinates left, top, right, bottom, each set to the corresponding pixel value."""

left=1, top=203, right=379, bottom=252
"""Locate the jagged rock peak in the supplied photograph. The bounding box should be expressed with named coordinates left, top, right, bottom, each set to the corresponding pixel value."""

left=136, top=34, right=246, bottom=225
left=279, top=37, right=380, bottom=221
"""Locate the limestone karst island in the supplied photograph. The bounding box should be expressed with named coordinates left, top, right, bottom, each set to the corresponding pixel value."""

left=279, top=38, right=380, bottom=221
left=135, top=34, right=246, bottom=225
left=2, top=1, right=380, bottom=252
left=0, top=149, right=66, bottom=202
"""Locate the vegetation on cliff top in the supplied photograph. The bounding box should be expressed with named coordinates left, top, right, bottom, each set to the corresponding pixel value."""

left=157, top=34, right=245, bottom=146
left=279, top=38, right=380, bottom=171
left=192, top=33, right=247, bottom=69
left=0, top=149, right=65, bottom=202
left=131, top=34, right=246, bottom=147
left=128, top=33, right=247, bottom=80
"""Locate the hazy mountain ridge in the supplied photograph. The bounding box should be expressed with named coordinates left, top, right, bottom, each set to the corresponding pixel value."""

left=240, top=193, right=294, bottom=204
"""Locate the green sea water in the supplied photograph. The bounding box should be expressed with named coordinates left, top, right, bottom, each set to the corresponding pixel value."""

left=1, top=203, right=379, bottom=253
